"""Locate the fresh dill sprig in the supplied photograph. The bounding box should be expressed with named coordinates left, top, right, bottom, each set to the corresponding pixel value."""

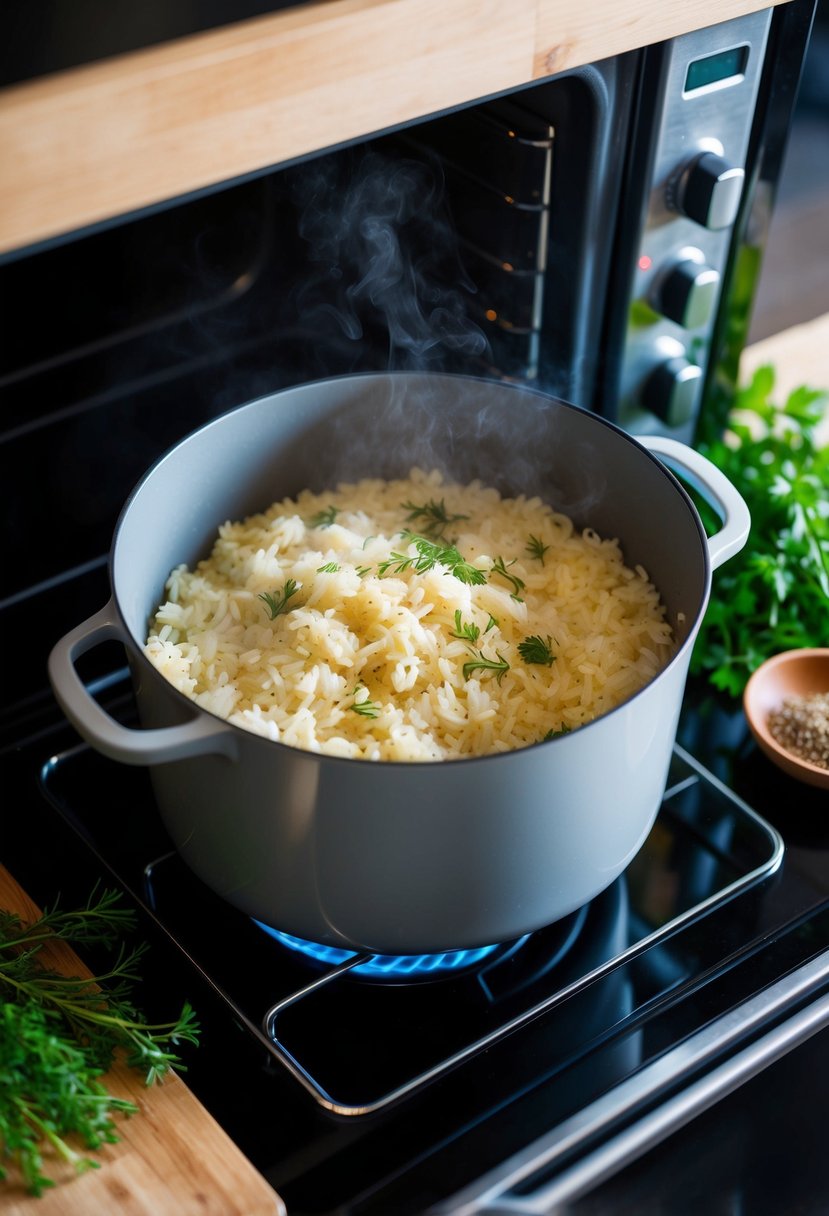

left=0, top=889, right=200, bottom=1196
left=258, top=578, right=300, bottom=619
left=462, top=649, right=510, bottom=684
left=490, top=555, right=525, bottom=600
left=450, top=610, right=481, bottom=645
left=0, top=887, right=133, bottom=953
left=317, top=561, right=340, bottom=573
left=307, top=505, right=339, bottom=528
left=526, top=534, right=550, bottom=565
left=518, top=635, right=556, bottom=666
left=378, top=532, right=486, bottom=586
left=355, top=565, right=372, bottom=577
left=401, top=498, right=469, bottom=539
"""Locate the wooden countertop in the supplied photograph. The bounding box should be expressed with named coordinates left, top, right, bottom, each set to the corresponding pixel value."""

left=0, top=0, right=789, bottom=257
left=740, top=311, right=829, bottom=442
left=0, top=865, right=284, bottom=1216
left=741, top=311, right=829, bottom=399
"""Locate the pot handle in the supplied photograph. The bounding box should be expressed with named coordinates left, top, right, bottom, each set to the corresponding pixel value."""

left=48, top=601, right=238, bottom=765
left=639, top=435, right=750, bottom=570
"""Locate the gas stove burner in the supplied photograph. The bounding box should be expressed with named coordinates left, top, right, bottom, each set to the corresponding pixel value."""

left=255, top=922, right=508, bottom=979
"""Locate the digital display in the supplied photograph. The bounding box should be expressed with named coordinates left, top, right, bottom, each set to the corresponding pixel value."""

left=685, top=45, right=749, bottom=93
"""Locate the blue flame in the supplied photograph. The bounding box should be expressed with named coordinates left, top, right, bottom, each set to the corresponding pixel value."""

left=255, top=922, right=499, bottom=977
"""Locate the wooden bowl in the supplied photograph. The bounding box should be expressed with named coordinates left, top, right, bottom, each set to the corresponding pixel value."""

left=743, top=649, right=829, bottom=790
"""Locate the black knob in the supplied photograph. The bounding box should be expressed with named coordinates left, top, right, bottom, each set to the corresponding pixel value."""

left=654, top=257, right=720, bottom=328
left=672, top=152, right=744, bottom=230
left=640, top=357, right=703, bottom=428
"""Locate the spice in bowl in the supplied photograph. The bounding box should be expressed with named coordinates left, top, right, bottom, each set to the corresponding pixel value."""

left=742, top=648, right=829, bottom=790
left=767, top=692, right=829, bottom=772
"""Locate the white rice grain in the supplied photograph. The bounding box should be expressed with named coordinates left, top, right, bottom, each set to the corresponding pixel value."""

left=144, top=468, right=676, bottom=761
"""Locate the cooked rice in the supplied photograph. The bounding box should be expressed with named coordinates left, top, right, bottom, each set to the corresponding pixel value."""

left=144, top=469, right=675, bottom=761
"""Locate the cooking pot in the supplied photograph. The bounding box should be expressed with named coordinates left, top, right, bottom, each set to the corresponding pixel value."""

left=48, top=373, right=749, bottom=954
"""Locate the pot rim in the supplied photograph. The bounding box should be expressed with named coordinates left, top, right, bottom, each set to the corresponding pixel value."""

left=110, top=370, right=712, bottom=768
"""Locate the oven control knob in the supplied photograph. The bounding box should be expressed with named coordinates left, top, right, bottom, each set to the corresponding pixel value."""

left=654, top=256, right=721, bottom=329
left=640, top=356, right=703, bottom=428
left=671, top=152, right=744, bottom=230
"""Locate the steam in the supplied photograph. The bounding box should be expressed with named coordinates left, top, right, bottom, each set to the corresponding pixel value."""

left=289, top=149, right=488, bottom=370
left=263, top=144, right=595, bottom=512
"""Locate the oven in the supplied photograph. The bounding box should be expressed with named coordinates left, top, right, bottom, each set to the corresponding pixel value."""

left=2, top=2, right=829, bottom=1213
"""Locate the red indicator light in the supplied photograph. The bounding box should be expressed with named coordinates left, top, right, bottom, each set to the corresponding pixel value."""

left=638, top=254, right=653, bottom=271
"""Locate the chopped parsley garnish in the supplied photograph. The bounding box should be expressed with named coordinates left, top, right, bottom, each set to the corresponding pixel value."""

left=526, top=534, right=550, bottom=564
left=490, top=555, right=525, bottom=600
left=518, top=635, right=556, bottom=666
left=401, top=498, right=469, bottom=539
left=258, top=578, right=300, bottom=619
left=485, top=614, right=499, bottom=633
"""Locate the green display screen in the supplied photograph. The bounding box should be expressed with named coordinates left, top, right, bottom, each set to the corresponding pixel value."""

left=685, top=45, right=748, bottom=92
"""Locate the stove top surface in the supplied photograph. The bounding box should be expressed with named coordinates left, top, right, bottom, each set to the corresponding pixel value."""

left=3, top=669, right=829, bottom=1214
left=39, top=737, right=784, bottom=1117
left=1, top=677, right=823, bottom=1214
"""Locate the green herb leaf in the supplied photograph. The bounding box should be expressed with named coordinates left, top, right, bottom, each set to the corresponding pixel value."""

left=350, top=688, right=381, bottom=718
left=691, top=366, right=829, bottom=697
left=401, top=498, right=469, bottom=539
left=525, top=534, right=550, bottom=564
left=0, top=889, right=199, bottom=1197
left=317, top=562, right=340, bottom=573
left=490, top=555, right=525, bottom=600
left=543, top=724, right=571, bottom=741
left=258, top=578, right=300, bottom=619
left=378, top=533, right=486, bottom=586
left=462, top=650, right=510, bottom=684
left=450, top=610, right=481, bottom=645
left=307, top=505, right=339, bottom=528
left=518, top=635, right=556, bottom=666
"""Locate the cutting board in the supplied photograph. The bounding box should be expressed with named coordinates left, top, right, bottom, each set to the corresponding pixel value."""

left=0, top=864, right=285, bottom=1216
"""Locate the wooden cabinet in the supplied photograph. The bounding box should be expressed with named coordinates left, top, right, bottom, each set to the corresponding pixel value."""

left=0, top=0, right=788, bottom=255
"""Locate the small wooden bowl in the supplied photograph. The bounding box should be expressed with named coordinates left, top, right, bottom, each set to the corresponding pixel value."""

left=743, top=649, right=829, bottom=790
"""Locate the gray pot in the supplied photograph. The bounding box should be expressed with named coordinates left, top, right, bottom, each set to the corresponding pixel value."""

left=48, top=373, right=749, bottom=954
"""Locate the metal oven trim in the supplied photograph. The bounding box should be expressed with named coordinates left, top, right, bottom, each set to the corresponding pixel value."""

left=430, top=949, right=829, bottom=1214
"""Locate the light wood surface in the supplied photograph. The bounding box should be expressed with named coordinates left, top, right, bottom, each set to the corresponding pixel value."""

left=741, top=311, right=829, bottom=399
left=0, top=864, right=284, bottom=1216
left=741, top=311, right=829, bottom=443
left=0, top=0, right=788, bottom=256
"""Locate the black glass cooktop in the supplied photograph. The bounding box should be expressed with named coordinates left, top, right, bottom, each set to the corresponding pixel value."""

left=2, top=677, right=827, bottom=1214
left=40, top=734, right=783, bottom=1116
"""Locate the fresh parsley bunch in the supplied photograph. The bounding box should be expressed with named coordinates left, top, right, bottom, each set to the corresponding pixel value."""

left=0, top=888, right=199, bottom=1196
left=690, top=365, right=829, bottom=697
